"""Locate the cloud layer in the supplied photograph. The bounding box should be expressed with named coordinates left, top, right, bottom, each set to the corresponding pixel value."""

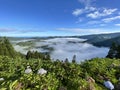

left=12, top=38, right=109, bottom=62
left=0, top=28, right=16, bottom=32
left=56, top=28, right=120, bottom=35
left=0, top=28, right=46, bottom=33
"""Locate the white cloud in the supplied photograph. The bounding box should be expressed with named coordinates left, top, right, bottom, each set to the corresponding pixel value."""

left=56, top=28, right=114, bottom=34
left=0, top=28, right=46, bottom=33
left=87, top=11, right=99, bottom=18
left=103, top=8, right=117, bottom=15
left=72, top=7, right=96, bottom=16
left=86, top=6, right=96, bottom=11
left=87, top=21, right=100, bottom=24
left=102, top=15, right=120, bottom=23
left=0, top=28, right=16, bottom=32
left=87, top=8, right=117, bottom=19
left=78, top=0, right=95, bottom=8
left=72, top=9, right=84, bottom=16
left=115, top=24, right=120, bottom=26
left=72, top=0, right=96, bottom=16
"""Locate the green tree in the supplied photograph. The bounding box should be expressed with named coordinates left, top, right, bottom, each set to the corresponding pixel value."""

left=0, top=37, right=18, bottom=58
left=72, top=55, right=76, bottom=63
left=106, top=42, right=120, bottom=58
left=26, top=51, right=32, bottom=59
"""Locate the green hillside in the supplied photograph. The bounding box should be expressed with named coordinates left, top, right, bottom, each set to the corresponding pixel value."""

left=0, top=37, right=120, bottom=90
left=79, top=32, right=120, bottom=47
left=93, top=36, right=120, bottom=47
left=0, top=37, right=20, bottom=58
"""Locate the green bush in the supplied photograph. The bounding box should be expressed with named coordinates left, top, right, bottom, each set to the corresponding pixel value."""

left=0, top=56, right=120, bottom=89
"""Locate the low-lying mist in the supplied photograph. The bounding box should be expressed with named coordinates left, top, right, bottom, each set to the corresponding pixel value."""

left=12, top=38, right=109, bottom=62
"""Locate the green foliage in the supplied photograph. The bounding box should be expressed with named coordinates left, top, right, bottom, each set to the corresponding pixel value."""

left=26, top=51, right=51, bottom=60
left=0, top=56, right=120, bottom=89
left=72, top=55, right=76, bottom=63
left=40, top=45, right=54, bottom=51
left=0, top=37, right=20, bottom=58
left=107, top=42, right=120, bottom=58
left=16, top=41, right=34, bottom=47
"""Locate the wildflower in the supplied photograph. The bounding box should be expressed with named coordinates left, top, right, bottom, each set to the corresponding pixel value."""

left=104, top=79, right=114, bottom=90
left=25, top=66, right=32, bottom=74
left=0, top=78, right=4, bottom=81
left=38, top=68, right=47, bottom=75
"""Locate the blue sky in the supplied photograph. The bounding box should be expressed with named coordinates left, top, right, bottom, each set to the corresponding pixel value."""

left=0, top=0, right=120, bottom=37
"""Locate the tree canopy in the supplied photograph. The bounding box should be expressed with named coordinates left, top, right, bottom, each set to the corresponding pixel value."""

left=0, top=37, right=18, bottom=58
left=106, top=42, right=120, bottom=58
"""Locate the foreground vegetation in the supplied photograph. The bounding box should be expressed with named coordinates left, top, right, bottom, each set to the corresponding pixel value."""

left=0, top=56, right=120, bottom=90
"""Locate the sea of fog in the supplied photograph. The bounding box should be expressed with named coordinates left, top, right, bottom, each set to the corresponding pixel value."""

left=12, top=38, right=109, bottom=62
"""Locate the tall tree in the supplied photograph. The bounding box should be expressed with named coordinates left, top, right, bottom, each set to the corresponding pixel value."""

left=72, top=55, right=76, bottom=63
left=26, top=51, right=32, bottom=59
left=106, top=42, right=120, bottom=58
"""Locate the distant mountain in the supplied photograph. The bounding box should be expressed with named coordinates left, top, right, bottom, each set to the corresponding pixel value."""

left=4, top=32, right=120, bottom=48
left=78, top=32, right=120, bottom=47
left=92, top=36, right=120, bottom=47
left=79, top=32, right=120, bottom=39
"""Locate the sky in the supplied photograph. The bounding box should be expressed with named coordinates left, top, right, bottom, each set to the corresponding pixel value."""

left=0, top=0, right=120, bottom=37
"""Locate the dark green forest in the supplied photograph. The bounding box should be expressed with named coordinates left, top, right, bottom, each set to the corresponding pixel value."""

left=0, top=37, right=120, bottom=90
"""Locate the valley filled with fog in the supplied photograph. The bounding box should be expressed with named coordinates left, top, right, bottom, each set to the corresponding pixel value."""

left=11, top=38, right=109, bottom=62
